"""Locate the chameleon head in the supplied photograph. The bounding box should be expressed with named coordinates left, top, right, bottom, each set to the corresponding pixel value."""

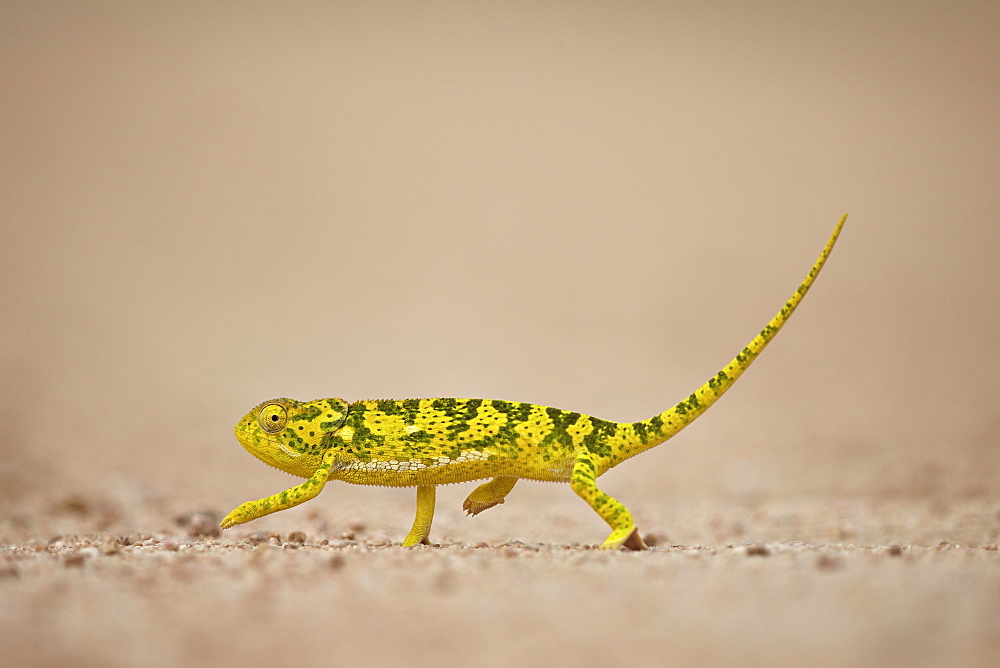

left=233, top=397, right=350, bottom=479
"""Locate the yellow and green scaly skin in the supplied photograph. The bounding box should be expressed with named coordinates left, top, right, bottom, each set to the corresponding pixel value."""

left=221, top=215, right=847, bottom=550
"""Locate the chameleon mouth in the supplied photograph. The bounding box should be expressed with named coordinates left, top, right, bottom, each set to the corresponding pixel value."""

left=235, top=424, right=301, bottom=459
left=277, top=442, right=303, bottom=458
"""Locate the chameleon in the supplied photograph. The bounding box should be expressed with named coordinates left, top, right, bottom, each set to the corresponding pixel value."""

left=221, top=214, right=846, bottom=550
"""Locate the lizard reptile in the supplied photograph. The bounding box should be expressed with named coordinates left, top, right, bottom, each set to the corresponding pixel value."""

left=221, top=214, right=846, bottom=550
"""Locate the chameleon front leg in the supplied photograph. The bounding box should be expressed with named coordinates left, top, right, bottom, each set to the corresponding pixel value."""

left=462, top=477, right=518, bottom=516
left=401, top=485, right=436, bottom=547
left=220, top=449, right=336, bottom=529
left=569, top=456, right=648, bottom=550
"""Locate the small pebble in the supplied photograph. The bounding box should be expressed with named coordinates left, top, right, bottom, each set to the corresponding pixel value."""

left=745, top=544, right=770, bottom=557
left=887, top=545, right=904, bottom=557
left=816, top=554, right=841, bottom=570
left=327, top=539, right=355, bottom=549
left=187, top=514, right=221, bottom=538
left=100, top=536, right=121, bottom=555
left=287, top=531, right=307, bottom=544
left=63, top=553, right=87, bottom=568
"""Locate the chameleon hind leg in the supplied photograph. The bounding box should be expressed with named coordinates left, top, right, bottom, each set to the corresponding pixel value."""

left=570, top=456, right=648, bottom=550
left=462, top=477, right=518, bottom=516
left=402, top=485, right=436, bottom=546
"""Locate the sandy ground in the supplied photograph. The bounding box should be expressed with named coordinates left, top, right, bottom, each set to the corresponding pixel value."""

left=2, top=490, right=999, bottom=667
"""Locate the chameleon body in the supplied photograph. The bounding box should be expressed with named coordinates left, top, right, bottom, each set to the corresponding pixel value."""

left=221, top=215, right=847, bottom=550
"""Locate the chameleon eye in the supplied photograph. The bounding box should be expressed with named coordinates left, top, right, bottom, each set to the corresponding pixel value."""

left=258, top=404, right=287, bottom=433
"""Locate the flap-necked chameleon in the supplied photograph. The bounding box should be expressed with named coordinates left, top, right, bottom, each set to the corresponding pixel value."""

left=221, top=215, right=846, bottom=550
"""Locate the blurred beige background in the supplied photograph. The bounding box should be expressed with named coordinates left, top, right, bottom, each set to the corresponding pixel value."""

left=1, top=1, right=998, bottom=520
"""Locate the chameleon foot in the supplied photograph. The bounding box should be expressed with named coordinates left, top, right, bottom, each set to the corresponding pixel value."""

left=463, top=497, right=504, bottom=516
left=599, top=527, right=649, bottom=550
left=462, top=477, right=517, bottom=516
left=401, top=485, right=436, bottom=546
